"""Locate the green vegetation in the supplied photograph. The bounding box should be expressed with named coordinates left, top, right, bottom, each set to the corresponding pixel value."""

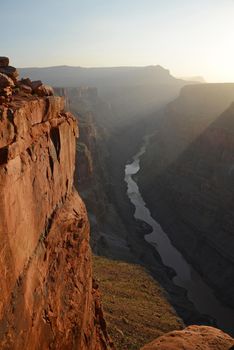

left=93, top=256, right=184, bottom=350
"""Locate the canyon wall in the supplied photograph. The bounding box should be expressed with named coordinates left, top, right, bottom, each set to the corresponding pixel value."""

left=139, top=83, right=234, bottom=309
left=54, top=87, right=118, bottom=255
left=0, top=59, right=112, bottom=350
left=54, top=87, right=213, bottom=326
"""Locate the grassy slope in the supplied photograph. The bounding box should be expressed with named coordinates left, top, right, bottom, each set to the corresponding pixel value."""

left=93, top=256, right=184, bottom=350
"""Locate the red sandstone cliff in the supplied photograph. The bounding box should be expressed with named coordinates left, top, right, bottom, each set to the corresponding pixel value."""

left=0, top=57, right=112, bottom=350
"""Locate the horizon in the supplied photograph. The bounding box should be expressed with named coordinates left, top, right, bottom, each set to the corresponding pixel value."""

left=18, top=63, right=234, bottom=84
left=17, top=63, right=234, bottom=84
left=2, top=0, right=234, bottom=83
left=18, top=63, right=208, bottom=83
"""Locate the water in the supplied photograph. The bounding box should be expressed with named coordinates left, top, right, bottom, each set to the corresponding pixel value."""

left=124, top=136, right=234, bottom=336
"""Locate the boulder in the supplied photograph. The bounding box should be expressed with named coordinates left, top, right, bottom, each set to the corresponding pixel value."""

left=19, top=77, right=33, bottom=87
left=1, top=87, right=13, bottom=97
left=141, top=326, right=234, bottom=350
left=34, top=84, right=54, bottom=96
left=18, top=84, right=33, bottom=94
left=30, top=80, right=43, bottom=90
left=0, top=57, right=9, bottom=67
left=0, top=73, right=14, bottom=89
left=0, top=66, right=19, bottom=81
left=17, top=79, right=43, bottom=94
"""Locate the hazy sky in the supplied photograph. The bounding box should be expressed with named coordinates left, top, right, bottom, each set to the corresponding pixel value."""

left=2, top=0, right=234, bottom=82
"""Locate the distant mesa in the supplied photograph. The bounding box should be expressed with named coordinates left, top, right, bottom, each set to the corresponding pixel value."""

left=18, top=64, right=182, bottom=89
left=180, top=75, right=206, bottom=83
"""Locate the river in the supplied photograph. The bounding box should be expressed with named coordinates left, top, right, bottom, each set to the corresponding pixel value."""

left=124, top=136, right=234, bottom=336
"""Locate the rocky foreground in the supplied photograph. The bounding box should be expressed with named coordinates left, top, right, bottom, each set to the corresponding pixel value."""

left=141, top=326, right=234, bottom=350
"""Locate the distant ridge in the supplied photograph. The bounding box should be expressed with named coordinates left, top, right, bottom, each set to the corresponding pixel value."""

left=19, top=64, right=192, bottom=121
left=19, top=65, right=182, bottom=88
left=180, top=75, right=206, bottom=83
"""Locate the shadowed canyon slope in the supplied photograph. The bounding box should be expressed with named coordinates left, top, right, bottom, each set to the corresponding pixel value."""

left=0, top=58, right=112, bottom=350
left=139, top=83, right=234, bottom=309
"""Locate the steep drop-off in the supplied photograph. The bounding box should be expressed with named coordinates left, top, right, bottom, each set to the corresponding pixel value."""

left=0, top=58, right=112, bottom=350
left=139, top=83, right=234, bottom=311
left=54, top=86, right=213, bottom=325
left=54, top=86, right=123, bottom=256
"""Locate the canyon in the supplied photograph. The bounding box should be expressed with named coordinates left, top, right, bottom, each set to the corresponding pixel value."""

left=53, top=82, right=207, bottom=326
left=50, top=74, right=233, bottom=334
left=52, top=79, right=234, bottom=338
left=0, top=57, right=233, bottom=349
left=24, top=66, right=234, bottom=334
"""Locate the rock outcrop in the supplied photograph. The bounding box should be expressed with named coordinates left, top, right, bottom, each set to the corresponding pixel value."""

left=0, top=58, right=112, bottom=349
left=53, top=87, right=108, bottom=249
left=141, top=326, right=234, bottom=350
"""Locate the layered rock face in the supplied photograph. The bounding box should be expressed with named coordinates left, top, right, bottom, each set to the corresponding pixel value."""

left=0, top=58, right=112, bottom=350
left=141, top=326, right=234, bottom=350
left=54, top=87, right=113, bottom=252
left=139, top=83, right=234, bottom=308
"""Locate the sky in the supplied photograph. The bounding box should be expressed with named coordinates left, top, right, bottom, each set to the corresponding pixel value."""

left=1, top=0, right=234, bottom=82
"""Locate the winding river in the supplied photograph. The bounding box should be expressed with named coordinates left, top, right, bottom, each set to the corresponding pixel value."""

left=124, top=136, right=234, bottom=336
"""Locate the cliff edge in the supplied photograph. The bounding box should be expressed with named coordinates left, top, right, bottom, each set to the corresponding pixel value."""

left=0, top=57, right=112, bottom=350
